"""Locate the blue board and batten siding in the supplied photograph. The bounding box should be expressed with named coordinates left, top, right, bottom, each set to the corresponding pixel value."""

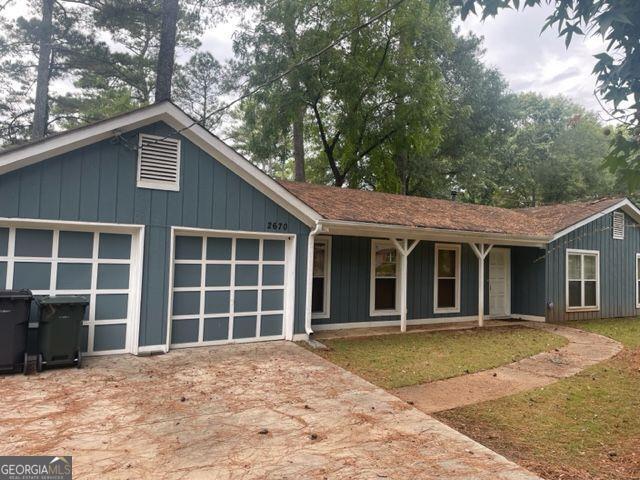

left=312, top=235, right=546, bottom=326
left=545, top=210, right=640, bottom=322
left=0, top=121, right=310, bottom=346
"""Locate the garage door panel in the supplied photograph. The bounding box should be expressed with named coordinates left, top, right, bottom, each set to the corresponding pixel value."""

left=203, top=317, right=228, bottom=341
left=175, top=236, right=202, bottom=260
left=263, top=240, right=285, bottom=261
left=99, top=233, right=131, bottom=259
left=171, top=318, right=199, bottom=344
left=14, top=262, right=51, bottom=290
left=15, top=229, right=53, bottom=257
left=262, top=265, right=284, bottom=285
left=171, top=233, right=288, bottom=347
left=97, top=264, right=130, bottom=289
left=58, top=231, right=93, bottom=258
left=173, top=264, right=200, bottom=288
left=205, top=264, right=230, bottom=286
left=95, top=294, right=128, bottom=320
left=262, top=290, right=283, bottom=311
left=0, top=262, right=6, bottom=287
left=93, top=324, right=127, bottom=352
left=235, top=264, right=258, bottom=286
left=235, top=290, right=257, bottom=313
left=57, top=263, right=92, bottom=290
left=236, top=239, right=259, bottom=260
left=260, top=314, right=283, bottom=337
left=0, top=228, right=9, bottom=256
left=233, top=315, right=257, bottom=339
left=173, top=291, right=200, bottom=316
left=206, top=237, right=231, bottom=260
left=204, top=291, right=230, bottom=314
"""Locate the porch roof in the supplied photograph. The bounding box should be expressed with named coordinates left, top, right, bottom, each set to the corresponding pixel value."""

left=279, top=180, right=628, bottom=241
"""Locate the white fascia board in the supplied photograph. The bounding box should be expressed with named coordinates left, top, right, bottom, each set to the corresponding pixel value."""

left=0, top=102, right=321, bottom=227
left=551, top=198, right=640, bottom=241
left=320, top=219, right=550, bottom=247
left=0, top=104, right=168, bottom=175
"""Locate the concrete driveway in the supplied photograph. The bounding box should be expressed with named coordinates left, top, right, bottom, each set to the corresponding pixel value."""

left=0, top=342, right=539, bottom=479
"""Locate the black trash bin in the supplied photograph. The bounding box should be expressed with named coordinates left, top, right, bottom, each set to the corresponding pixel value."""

left=36, top=295, right=89, bottom=371
left=0, top=290, right=33, bottom=374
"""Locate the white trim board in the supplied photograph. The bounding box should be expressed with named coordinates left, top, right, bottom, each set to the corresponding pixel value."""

left=0, top=102, right=321, bottom=228
left=551, top=199, right=640, bottom=240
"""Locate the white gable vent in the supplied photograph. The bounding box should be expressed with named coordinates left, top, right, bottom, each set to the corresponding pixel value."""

left=613, top=211, right=625, bottom=239
left=137, top=134, right=181, bottom=191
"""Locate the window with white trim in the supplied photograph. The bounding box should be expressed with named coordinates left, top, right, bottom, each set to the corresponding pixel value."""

left=311, top=237, right=331, bottom=318
left=613, top=212, right=625, bottom=239
left=434, top=244, right=461, bottom=313
left=137, top=133, right=181, bottom=191
left=370, top=240, right=399, bottom=315
left=566, top=249, right=599, bottom=311
left=636, top=254, right=640, bottom=309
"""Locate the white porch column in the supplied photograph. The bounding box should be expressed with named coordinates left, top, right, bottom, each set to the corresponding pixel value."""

left=469, top=243, right=493, bottom=327
left=391, top=238, right=420, bottom=332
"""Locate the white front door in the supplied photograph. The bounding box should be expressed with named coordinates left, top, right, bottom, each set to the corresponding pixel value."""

left=489, top=248, right=510, bottom=317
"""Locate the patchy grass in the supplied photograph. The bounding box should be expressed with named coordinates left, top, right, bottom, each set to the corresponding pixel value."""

left=311, top=326, right=566, bottom=389
left=436, top=317, right=640, bottom=480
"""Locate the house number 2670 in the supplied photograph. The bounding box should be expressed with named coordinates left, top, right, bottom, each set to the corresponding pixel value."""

left=267, top=221, right=288, bottom=231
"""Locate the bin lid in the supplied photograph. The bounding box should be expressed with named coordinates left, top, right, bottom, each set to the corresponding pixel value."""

left=0, top=289, right=33, bottom=300
left=37, top=295, right=89, bottom=306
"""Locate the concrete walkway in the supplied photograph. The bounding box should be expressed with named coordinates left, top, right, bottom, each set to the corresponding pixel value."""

left=392, top=323, right=623, bottom=413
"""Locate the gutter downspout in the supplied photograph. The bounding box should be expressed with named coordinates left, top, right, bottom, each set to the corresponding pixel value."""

left=304, top=221, right=322, bottom=336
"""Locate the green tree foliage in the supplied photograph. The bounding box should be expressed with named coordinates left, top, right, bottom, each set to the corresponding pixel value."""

left=173, top=51, right=222, bottom=129
left=451, top=0, right=640, bottom=187
left=492, top=93, right=621, bottom=207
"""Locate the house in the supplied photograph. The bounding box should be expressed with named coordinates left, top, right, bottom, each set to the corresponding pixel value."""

left=0, top=101, right=637, bottom=356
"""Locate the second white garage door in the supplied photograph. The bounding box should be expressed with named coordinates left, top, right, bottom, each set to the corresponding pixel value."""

left=169, top=230, right=294, bottom=347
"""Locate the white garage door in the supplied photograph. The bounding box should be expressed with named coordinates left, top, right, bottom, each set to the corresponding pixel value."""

left=0, top=224, right=142, bottom=355
left=169, top=231, right=292, bottom=347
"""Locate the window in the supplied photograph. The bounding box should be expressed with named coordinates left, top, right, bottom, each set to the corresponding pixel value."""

left=566, top=249, right=599, bottom=311
left=613, top=212, right=625, bottom=239
left=434, top=244, right=461, bottom=313
left=636, top=254, right=640, bottom=309
left=370, top=240, right=399, bottom=315
left=137, top=133, right=181, bottom=191
left=311, top=237, right=331, bottom=318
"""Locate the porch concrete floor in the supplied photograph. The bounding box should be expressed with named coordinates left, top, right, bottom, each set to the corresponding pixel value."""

left=0, top=342, right=540, bottom=479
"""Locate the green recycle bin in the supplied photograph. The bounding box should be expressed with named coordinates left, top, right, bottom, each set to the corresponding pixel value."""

left=36, top=295, right=89, bottom=371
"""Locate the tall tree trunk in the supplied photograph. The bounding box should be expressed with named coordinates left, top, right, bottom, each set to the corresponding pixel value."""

left=155, top=0, right=179, bottom=103
left=31, top=0, right=54, bottom=140
left=293, top=104, right=305, bottom=182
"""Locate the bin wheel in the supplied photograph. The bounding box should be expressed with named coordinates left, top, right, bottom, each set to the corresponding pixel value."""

left=22, top=352, right=28, bottom=375
left=36, top=354, right=43, bottom=373
left=76, top=351, right=82, bottom=369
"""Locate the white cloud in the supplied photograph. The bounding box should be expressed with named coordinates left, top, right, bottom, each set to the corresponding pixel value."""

left=459, top=3, right=607, bottom=116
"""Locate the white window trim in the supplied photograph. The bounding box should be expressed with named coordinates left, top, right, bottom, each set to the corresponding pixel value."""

left=311, top=236, right=331, bottom=319
left=434, top=243, right=462, bottom=314
left=565, top=248, right=600, bottom=312
left=136, top=133, right=181, bottom=192
left=369, top=239, right=400, bottom=317
left=636, top=253, right=640, bottom=309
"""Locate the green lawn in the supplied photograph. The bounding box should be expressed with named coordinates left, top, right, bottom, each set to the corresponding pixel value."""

left=311, top=325, right=567, bottom=389
left=436, top=317, right=640, bottom=480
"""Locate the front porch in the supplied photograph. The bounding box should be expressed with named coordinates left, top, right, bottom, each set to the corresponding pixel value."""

left=307, top=231, right=547, bottom=335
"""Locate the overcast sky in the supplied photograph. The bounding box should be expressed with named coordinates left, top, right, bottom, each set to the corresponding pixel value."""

left=9, top=2, right=608, bottom=118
